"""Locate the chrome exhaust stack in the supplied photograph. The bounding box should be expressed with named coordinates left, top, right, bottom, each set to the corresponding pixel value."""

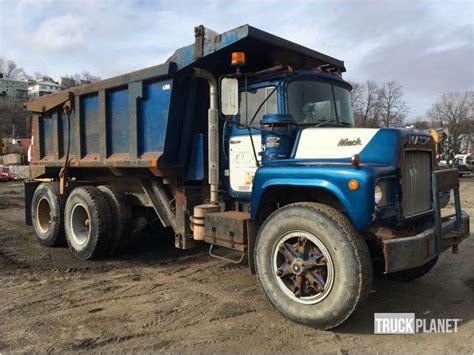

left=192, top=68, right=219, bottom=205
left=191, top=68, right=221, bottom=240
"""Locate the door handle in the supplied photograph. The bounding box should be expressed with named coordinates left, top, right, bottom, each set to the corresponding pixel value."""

left=230, top=140, right=241, bottom=144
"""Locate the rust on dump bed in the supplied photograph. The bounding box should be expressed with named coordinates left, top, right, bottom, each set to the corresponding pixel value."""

left=24, top=91, right=74, bottom=113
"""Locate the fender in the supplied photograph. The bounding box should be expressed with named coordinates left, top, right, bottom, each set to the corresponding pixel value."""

left=251, top=162, right=377, bottom=231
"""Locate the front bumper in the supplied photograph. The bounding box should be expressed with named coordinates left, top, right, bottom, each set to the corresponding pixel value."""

left=381, top=168, right=470, bottom=273
left=383, top=211, right=470, bottom=273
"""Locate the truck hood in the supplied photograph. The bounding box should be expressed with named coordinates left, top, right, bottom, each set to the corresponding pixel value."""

left=290, top=127, right=433, bottom=168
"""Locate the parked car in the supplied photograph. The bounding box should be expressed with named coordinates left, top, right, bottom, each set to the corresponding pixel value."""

left=455, top=154, right=472, bottom=176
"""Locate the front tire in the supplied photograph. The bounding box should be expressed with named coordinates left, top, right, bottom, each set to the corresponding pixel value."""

left=65, top=186, right=112, bottom=260
left=255, top=202, right=372, bottom=329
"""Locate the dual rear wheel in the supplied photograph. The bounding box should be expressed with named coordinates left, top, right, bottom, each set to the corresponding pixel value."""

left=64, top=186, right=112, bottom=259
left=31, top=183, right=131, bottom=259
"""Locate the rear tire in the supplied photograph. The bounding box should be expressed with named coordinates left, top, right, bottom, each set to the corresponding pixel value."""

left=31, top=182, right=66, bottom=247
left=65, top=186, right=112, bottom=260
left=98, top=185, right=132, bottom=255
left=255, top=202, right=372, bottom=329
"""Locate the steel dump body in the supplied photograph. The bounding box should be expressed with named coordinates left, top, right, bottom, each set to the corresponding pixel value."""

left=26, top=25, right=345, bottom=174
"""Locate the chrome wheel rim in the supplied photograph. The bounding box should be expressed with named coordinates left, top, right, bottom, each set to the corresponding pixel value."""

left=70, top=204, right=91, bottom=246
left=271, top=231, right=334, bottom=304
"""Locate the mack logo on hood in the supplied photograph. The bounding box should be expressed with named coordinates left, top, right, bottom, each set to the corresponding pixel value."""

left=338, top=138, right=362, bottom=147
left=408, top=135, right=431, bottom=146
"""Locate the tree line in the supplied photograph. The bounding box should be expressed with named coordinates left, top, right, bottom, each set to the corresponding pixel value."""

left=427, top=91, right=474, bottom=157
left=350, top=80, right=409, bottom=128
left=0, top=57, right=101, bottom=139
left=0, top=57, right=100, bottom=87
left=350, top=79, right=473, bottom=156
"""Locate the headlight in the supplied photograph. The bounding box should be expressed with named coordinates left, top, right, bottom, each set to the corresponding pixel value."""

left=374, top=185, right=383, bottom=205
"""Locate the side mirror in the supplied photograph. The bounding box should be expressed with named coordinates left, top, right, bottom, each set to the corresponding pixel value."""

left=220, top=77, right=239, bottom=115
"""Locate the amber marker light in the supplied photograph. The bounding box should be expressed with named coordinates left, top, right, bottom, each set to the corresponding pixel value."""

left=231, top=52, right=246, bottom=66
left=348, top=179, right=359, bottom=191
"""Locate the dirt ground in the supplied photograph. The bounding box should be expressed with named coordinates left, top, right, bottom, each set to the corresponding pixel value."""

left=1, top=179, right=473, bottom=353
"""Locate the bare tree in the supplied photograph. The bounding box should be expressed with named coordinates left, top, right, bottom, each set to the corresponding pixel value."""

left=0, top=57, right=26, bottom=80
left=408, top=116, right=431, bottom=130
left=361, top=81, right=380, bottom=127
left=0, top=106, right=30, bottom=138
left=61, top=71, right=101, bottom=88
left=79, top=71, right=100, bottom=83
left=427, top=91, right=474, bottom=156
left=375, top=81, right=408, bottom=127
left=350, top=80, right=380, bottom=127
left=349, top=81, right=364, bottom=114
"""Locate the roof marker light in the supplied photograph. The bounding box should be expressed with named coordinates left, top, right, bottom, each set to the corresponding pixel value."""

left=231, top=52, right=246, bottom=66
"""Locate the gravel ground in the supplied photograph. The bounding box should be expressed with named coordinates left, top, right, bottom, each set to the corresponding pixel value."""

left=1, top=178, right=473, bottom=353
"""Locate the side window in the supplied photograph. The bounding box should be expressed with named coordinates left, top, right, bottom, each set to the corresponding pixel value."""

left=238, top=86, right=277, bottom=128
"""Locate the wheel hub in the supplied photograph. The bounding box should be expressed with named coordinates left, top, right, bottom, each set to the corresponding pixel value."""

left=291, top=259, right=305, bottom=275
left=272, top=231, right=334, bottom=305
left=70, top=203, right=91, bottom=247
left=36, top=197, right=52, bottom=234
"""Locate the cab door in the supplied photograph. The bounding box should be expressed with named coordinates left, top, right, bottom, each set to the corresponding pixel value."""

left=228, top=86, right=278, bottom=195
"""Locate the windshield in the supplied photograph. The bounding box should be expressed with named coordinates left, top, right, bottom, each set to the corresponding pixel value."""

left=239, top=86, right=278, bottom=128
left=287, top=80, right=354, bottom=126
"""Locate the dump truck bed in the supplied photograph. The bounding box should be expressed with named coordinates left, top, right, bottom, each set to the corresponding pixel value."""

left=25, top=24, right=345, bottom=173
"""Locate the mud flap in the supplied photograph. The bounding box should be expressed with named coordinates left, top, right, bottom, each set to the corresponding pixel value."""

left=24, top=181, right=40, bottom=226
left=247, top=219, right=258, bottom=274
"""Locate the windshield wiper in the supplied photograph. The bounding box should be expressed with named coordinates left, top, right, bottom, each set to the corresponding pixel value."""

left=313, top=119, right=333, bottom=127
left=301, top=120, right=353, bottom=128
left=338, top=121, right=353, bottom=127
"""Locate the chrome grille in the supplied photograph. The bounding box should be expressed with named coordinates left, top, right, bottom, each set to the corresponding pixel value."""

left=402, top=151, right=432, bottom=216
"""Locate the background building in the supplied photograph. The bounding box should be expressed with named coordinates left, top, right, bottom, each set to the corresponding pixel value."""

left=0, top=74, right=28, bottom=100
left=28, top=77, right=65, bottom=97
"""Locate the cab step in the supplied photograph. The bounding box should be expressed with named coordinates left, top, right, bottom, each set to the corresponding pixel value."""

left=204, top=211, right=250, bottom=252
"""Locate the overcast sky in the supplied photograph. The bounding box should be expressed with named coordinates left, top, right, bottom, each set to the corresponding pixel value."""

left=1, top=0, right=473, bottom=119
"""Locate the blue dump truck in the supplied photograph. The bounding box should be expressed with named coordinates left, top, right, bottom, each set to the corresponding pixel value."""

left=24, top=25, right=470, bottom=329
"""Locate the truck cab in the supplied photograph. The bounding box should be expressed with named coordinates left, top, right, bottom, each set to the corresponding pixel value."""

left=226, top=70, right=353, bottom=197
left=24, top=24, right=470, bottom=329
